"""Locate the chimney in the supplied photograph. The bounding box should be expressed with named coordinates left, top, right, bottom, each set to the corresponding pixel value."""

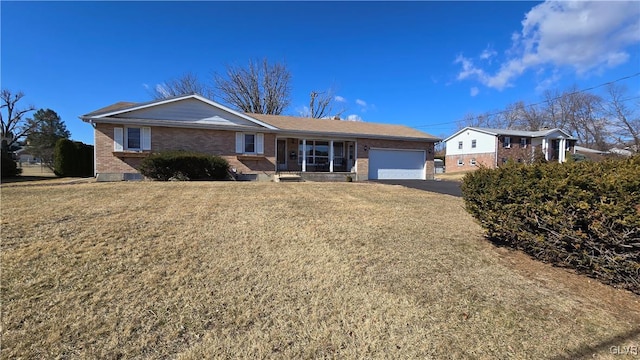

left=333, top=115, right=340, bottom=120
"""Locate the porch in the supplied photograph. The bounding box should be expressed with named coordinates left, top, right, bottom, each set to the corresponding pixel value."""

left=275, top=137, right=357, bottom=174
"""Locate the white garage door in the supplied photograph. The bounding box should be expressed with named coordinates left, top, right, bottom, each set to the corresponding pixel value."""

left=368, top=148, right=426, bottom=180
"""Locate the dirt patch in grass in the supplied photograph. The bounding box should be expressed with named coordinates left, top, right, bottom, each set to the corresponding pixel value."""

left=1, top=182, right=638, bottom=359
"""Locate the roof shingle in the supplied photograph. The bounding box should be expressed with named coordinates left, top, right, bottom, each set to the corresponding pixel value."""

left=247, top=113, right=439, bottom=141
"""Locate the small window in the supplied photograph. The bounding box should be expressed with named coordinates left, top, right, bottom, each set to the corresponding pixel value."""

left=503, top=137, right=511, bottom=148
left=502, top=157, right=508, bottom=164
left=126, top=127, right=141, bottom=149
left=458, top=141, right=463, bottom=150
left=520, top=138, right=527, bottom=148
left=471, top=140, right=477, bottom=148
left=470, top=158, right=477, bottom=166
left=517, top=158, right=522, bottom=163
left=244, top=134, right=255, bottom=153
left=457, top=158, right=464, bottom=166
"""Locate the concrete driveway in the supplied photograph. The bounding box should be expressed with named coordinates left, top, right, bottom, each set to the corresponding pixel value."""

left=372, top=179, right=463, bottom=197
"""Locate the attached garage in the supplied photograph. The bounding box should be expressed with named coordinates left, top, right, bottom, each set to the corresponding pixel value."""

left=368, top=148, right=426, bottom=180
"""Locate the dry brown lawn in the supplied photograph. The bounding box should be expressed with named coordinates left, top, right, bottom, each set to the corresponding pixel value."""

left=1, top=182, right=639, bottom=359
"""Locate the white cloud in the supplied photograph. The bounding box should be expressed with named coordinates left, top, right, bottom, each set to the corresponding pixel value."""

left=456, top=1, right=640, bottom=90
left=479, top=46, right=497, bottom=61
left=470, top=87, right=479, bottom=97
left=335, top=95, right=346, bottom=103
left=345, top=114, right=363, bottom=122
left=355, top=99, right=367, bottom=107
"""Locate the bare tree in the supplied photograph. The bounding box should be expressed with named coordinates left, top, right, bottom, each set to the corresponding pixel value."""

left=308, top=90, right=346, bottom=119
left=1, top=89, right=37, bottom=151
left=151, top=72, right=214, bottom=100
left=602, top=84, right=639, bottom=152
left=214, top=58, right=291, bottom=115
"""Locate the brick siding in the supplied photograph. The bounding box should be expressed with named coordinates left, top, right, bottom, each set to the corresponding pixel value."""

left=445, top=152, right=496, bottom=173
left=95, top=123, right=435, bottom=180
left=95, top=123, right=276, bottom=175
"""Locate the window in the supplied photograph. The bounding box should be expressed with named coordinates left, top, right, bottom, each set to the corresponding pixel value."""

left=520, top=138, right=527, bottom=148
left=126, top=127, right=141, bottom=149
left=244, top=134, right=255, bottom=153
left=503, top=137, right=511, bottom=148
left=298, top=140, right=330, bottom=165
left=457, top=158, right=464, bottom=166
left=502, top=157, right=508, bottom=164
left=470, top=158, right=477, bottom=166
left=471, top=140, right=477, bottom=148
left=235, top=132, right=264, bottom=154
left=458, top=141, right=463, bottom=150
left=117, top=127, right=150, bottom=151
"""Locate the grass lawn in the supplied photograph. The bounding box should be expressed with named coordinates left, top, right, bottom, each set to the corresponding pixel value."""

left=1, top=182, right=639, bottom=359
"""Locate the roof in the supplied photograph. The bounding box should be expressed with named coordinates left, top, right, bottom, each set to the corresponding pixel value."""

left=248, top=113, right=439, bottom=141
left=84, top=101, right=138, bottom=116
left=80, top=94, right=440, bottom=142
left=80, top=94, right=278, bottom=130
left=444, top=126, right=576, bottom=142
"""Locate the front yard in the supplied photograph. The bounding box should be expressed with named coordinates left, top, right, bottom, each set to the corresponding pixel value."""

left=1, top=182, right=638, bottom=359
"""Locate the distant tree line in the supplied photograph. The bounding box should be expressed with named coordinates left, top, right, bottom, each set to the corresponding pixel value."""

left=456, top=83, right=639, bottom=152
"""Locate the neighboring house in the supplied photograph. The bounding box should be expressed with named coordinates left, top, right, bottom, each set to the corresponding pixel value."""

left=443, top=127, right=577, bottom=173
left=80, top=94, right=440, bottom=181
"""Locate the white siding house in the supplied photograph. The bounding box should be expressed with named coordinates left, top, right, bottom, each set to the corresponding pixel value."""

left=443, top=127, right=577, bottom=173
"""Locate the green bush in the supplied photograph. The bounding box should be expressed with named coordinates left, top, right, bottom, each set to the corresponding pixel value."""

left=1, top=150, right=22, bottom=178
left=54, top=139, right=94, bottom=177
left=139, top=150, right=229, bottom=181
left=462, top=156, right=640, bottom=294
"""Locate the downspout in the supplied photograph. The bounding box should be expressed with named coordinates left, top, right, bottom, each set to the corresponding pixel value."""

left=494, top=136, right=498, bottom=167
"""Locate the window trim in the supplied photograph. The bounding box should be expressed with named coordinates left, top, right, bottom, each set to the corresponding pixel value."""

left=235, top=132, right=264, bottom=155
left=118, top=126, right=150, bottom=151
left=299, top=140, right=333, bottom=165
left=503, top=136, right=511, bottom=148
left=244, top=134, right=256, bottom=153
left=471, top=139, right=477, bottom=149
left=457, top=158, right=464, bottom=166
left=125, top=127, right=142, bottom=150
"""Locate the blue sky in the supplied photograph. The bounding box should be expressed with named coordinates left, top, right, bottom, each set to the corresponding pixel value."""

left=2, top=1, right=639, bottom=145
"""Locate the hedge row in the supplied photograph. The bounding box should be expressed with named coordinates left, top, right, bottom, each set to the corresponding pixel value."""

left=54, top=139, right=94, bottom=177
left=461, top=156, right=640, bottom=294
left=139, top=150, right=229, bottom=181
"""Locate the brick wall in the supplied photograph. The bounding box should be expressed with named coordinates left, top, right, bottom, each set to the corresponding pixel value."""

left=445, top=152, right=496, bottom=173
left=95, top=123, right=276, bottom=175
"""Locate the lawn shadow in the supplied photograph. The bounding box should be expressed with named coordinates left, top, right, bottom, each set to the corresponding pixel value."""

left=1, top=175, right=59, bottom=184
left=550, top=327, right=640, bottom=359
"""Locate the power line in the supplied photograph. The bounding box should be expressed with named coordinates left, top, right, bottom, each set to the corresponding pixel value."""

left=413, top=72, right=640, bottom=129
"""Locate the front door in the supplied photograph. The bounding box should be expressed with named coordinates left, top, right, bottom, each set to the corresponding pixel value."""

left=277, top=139, right=287, bottom=170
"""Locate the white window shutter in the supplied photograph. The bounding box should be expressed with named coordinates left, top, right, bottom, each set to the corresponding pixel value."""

left=256, top=133, right=264, bottom=154
left=141, top=127, right=151, bottom=150
left=114, top=128, right=124, bottom=151
left=235, top=132, right=243, bottom=153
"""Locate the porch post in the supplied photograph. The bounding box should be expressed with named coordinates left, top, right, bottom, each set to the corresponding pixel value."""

left=559, top=138, right=566, bottom=163
left=542, top=138, right=548, bottom=161
left=329, top=140, right=334, bottom=173
left=302, top=139, right=307, bottom=172
left=354, top=141, right=358, bottom=178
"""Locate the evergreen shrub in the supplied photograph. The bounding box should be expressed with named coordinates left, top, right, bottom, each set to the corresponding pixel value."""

left=139, top=150, right=229, bottom=181
left=461, top=156, right=640, bottom=294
